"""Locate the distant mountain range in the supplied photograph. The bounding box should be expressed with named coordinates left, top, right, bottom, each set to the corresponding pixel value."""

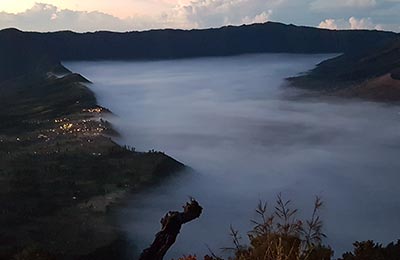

left=1, top=22, right=399, bottom=82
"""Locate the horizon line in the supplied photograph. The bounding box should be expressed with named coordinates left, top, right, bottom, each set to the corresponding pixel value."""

left=1, top=21, right=398, bottom=34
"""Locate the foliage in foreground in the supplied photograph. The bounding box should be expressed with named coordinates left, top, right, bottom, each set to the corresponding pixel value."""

left=339, top=240, right=400, bottom=260
left=222, top=194, right=331, bottom=260
left=176, top=195, right=400, bottom=260
left=11, top=195, right=400, bottom=260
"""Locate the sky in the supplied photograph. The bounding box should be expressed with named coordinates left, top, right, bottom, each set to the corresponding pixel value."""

left=0, top=0, right=399, bottom=32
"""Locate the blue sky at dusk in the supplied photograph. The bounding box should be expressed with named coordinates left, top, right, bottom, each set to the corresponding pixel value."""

left=0, top=0, right=399, bottom=32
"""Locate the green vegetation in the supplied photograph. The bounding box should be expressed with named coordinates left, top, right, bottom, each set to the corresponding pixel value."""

left=295, top=39, right=400, bottom=83
left=289, top=38, right=400, bottom=102
left=175, top=195, right=399, bottom=260
left=225, top=195, right=331, bottom=260
left=0, top=67, right=184, bottom=259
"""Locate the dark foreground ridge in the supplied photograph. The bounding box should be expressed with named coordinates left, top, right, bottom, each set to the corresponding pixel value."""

left=0, top=58, right=185, bottom=259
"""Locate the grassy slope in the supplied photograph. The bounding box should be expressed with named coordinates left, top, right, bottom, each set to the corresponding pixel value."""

left=0, top=70, right=184, bottom=259
left=289, top=39, right=400, bottom=102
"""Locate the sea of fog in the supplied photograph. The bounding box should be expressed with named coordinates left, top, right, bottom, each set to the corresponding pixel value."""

left=65, top=54, right=400, bottom=259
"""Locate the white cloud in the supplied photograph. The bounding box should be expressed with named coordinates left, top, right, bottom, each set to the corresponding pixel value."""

left=171, top=0, right=281, bottom=28
left=318, top=19, right=339, bottom=30
left=0, top=2, right=196, bottom=32
left=318, top=16, right=384, bottom=30
left=0, top=3, right=131, bottom=32
left=0, top=1, right=280, bottom=31
left=0, top=1, right=398, bottom=32
left=242, top=10, right=273, bottom=24
left=349, top=16, right=383, bottom=29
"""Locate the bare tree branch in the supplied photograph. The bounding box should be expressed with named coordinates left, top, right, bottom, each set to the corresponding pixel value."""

left=139, top=198, right=203, bottom=260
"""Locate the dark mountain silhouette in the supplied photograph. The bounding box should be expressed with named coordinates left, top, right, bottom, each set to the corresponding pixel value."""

left=295, top=39, right=400, bottom=82
left=0, top=22, right=398, bottom=82
left=290, top=39, right=400, bottom=102
left=0, top=28, right=63, bottom=82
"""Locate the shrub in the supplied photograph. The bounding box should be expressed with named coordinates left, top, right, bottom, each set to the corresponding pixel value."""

left=226, top=194, right=333, bottom=260
left=180, top=194, right=333, bottom=260
left=176, top=195, right=400, bottom=260
left=339, top=240, right=400, bottom=260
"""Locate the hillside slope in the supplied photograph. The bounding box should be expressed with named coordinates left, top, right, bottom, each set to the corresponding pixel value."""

left=289, top=39, right=400, bottom=102
left=0, top=62, right=185, bottom=259
left=0, top=22, right=398, bottom=67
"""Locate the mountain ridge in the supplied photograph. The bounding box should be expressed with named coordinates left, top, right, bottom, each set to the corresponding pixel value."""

left=1, top=21, right=398, bottom=82
left=289, top=38, right=400, bottom=102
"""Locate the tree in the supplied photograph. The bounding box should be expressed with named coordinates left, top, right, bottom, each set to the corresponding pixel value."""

left=139, top=199, right=203, bottom=260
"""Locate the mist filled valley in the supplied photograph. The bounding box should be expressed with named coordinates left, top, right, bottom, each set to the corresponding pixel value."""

left=66, top=54, right=400, bottom=259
